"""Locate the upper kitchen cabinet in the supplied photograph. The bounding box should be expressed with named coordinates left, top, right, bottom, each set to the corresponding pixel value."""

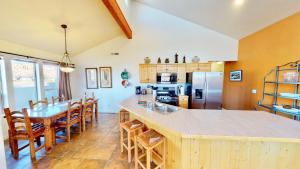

left=186, top=63, right=211, bottom=72
left=177, top=64, right=186, bottom=83
left=139, top=64, right=157, bottom=83
left=157, top=64, right=178, bottom=73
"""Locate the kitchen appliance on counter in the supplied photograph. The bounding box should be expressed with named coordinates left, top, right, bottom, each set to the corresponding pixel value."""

left=157, top=73, right=177, bottom=84
left=156, top=87, right=178, bottom=106
left=186, top=72, right=223, bottom=109
left=177, top=85, right=185, bottom=95
left=135, top=86, right=141, bottom=95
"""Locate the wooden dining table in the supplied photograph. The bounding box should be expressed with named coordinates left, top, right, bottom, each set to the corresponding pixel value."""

left=27, top=99, right=99, bottom=152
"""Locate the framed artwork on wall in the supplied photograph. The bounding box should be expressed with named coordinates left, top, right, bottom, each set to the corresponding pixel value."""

left=99, top=67, right=112, bottom=88
left=230, top=70, right=242, bottom=81
left=85, top=68, right=98, bottom=89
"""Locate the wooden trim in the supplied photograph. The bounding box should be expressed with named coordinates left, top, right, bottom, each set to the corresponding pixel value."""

left=102, top=0, right=132, bottom=39
left=85, top=68, right=99, bottom=89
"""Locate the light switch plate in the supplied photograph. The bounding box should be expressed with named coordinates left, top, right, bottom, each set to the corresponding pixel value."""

left=251, top=89, right=257, bottom=94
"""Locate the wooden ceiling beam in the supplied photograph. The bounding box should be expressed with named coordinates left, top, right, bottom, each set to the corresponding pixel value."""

left=102, top=0, right=132, bottom=39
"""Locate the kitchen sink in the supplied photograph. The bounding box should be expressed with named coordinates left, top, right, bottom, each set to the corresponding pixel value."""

left=140, top=101, right=178, bottom=114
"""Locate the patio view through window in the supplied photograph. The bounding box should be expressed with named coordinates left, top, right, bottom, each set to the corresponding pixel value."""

left=43, top=63, right=59, bottom=100
left=11, top=60, right=38, bottom=110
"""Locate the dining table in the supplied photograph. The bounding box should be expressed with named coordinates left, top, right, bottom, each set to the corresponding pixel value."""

left=27, top=98, right=99, bottom=152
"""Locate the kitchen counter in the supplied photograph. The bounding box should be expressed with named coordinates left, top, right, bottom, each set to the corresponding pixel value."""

left=120, top=95, right=300, bottom=169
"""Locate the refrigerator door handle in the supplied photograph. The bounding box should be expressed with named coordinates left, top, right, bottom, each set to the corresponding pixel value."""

left=204, top=79, right=208, bottom=108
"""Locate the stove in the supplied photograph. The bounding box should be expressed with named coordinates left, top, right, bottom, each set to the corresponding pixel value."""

left=156, top=87, right=178, bottom=106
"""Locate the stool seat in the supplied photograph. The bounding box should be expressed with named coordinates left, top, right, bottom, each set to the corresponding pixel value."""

left=121, top=119, right=143, bottom=130
left=137, top=129, right=164, bottom=148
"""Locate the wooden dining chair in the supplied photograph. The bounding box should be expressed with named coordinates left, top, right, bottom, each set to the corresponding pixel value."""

left=82, top=99, right=95, bottom=131
left=29, top=98, right=48, bottom=109
left=4, top=108, right=45, bottom=161
left=51, top=95, right=65, bottom=104
left=54, top=99, right=82, bottom=142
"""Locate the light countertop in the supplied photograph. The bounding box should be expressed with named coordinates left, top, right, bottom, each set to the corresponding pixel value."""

left=120, top=95, right=300, bottom=142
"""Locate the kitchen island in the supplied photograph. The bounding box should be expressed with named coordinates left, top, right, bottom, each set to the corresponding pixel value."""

left=120, top=95, right=300, bottom=169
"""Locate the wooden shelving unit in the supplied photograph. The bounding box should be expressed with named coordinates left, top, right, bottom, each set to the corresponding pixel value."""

left=258, top=60, right=300, bottom=120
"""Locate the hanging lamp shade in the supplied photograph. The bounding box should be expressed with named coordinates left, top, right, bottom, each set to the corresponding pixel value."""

left=59, top=24, right=75, bottom=73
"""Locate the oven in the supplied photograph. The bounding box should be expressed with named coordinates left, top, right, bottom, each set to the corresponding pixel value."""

left=157, top=73, right=177, bottom=84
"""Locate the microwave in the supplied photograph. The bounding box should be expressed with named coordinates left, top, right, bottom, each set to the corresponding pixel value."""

left=157, top=73, right=177, bottom=84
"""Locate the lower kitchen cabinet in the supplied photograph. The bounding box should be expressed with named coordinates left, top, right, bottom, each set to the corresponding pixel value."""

left=178, top=95, right=189, bottom=108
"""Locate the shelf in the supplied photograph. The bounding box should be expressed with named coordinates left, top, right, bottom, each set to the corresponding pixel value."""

left=274, top=106, right=300, bottom=116
left=264, top=93, right=300, bottom=100
left=265, top=81, right=300, bottom=85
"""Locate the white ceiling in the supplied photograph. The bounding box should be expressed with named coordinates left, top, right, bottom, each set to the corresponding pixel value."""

left=0, top=0, right=122, bottom=55
left=135, top=0, right=300, bottom=39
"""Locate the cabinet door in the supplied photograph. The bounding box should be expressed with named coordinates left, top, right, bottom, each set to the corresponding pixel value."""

left=156, top=64, right=167, bottom=73
left=198, top=63, right=211, bottom=72
left=166, top=64, right=178, bottom=73
left=177, top=64, right=186, bottom=83
left=139, top=64, right=149, bottom=83
left=186, top=63, right=199, bottom=72
left=179, top=95, right=189, bottom=109
left=148, top=65, right=157, bottom=83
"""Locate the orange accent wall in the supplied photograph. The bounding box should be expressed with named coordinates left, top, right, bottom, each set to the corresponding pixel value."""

left=223, top=12, right=300, bottom=111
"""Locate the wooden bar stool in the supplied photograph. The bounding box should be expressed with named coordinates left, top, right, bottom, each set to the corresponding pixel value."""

left=135, top=129, right=166, bottom=169
left=119, top=109, right=130, bottom=124
left=120, top=119, right=144, bottom=163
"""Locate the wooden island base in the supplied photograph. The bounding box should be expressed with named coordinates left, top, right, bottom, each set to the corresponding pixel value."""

left=120, top=95, right=300, bottom=169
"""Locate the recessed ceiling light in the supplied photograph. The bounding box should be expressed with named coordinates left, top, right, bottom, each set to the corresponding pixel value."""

left=234, top=0, right=244, bottom=6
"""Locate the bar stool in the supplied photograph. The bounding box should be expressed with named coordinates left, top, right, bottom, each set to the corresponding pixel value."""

left=120, top=119, right=144, bottom=163
left=135, top=129, right=166, bottom=169
left=119, top=109, right=130, bottom=124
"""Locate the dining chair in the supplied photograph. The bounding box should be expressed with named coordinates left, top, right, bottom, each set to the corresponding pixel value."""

left=82, top=98, right=95, bottom=131
left=51, top=95, right=65, bottom=104
left=29, top=98, right=48, bottom=109
left=84, top=92, right=95, bottom=100
left=4, top=108, right=45, bottom=161
left=54, top=99, right=82, bottom=142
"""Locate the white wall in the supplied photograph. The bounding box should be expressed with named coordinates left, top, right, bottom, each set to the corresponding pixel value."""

left=70, top=1, right=238, bottom=113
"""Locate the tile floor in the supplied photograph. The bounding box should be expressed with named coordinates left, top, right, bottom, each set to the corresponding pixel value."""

left=4, top=114, right=135, bottom=169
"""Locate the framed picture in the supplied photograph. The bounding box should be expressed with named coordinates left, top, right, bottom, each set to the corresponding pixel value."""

left=230, top=70, right=242, bottom=81
left=85, top=68, right=98, bottom=89
left=99, top=67, right=112, bottom=88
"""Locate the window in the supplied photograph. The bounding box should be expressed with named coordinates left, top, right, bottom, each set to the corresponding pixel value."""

left=11, top=60, right=38, bottom=110
left=43, top=63, right=59, bottom=100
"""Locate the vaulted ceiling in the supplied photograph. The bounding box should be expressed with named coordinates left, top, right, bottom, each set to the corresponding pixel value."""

left=0, top=0, right=122, bottom=55
left=1, top=0, right=300, bottom=56
left=135, top=0, right=300, bottom=39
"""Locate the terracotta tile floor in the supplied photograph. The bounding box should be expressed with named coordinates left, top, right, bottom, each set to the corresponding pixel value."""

left=4, top=114, right=135, bottom=169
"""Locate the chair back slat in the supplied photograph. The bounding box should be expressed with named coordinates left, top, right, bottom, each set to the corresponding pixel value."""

left=83, top=100, right=94, bottom=116
left=67, top=99, right=82, bottom=122
left=29, top=98, right=48, bottom=109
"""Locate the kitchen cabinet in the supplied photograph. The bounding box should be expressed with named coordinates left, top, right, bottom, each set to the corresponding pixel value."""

left=178, top=95, right=189, bottom=109
left=157, top=64, right=178, bottom=73
left=139, top=64, right=157, bottom=83
left=185, top=63, right=199, bottom=72
left=139, top=63, right=212, bottom=83
left=186, top=63, right=211, bottom=72
left=177, top=64, right=186, bottom=83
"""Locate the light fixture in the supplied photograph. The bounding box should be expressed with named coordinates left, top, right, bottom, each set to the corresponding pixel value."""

left=234, top=0, right=244, bottom=6
left=59, top=24, right=75, bottom=73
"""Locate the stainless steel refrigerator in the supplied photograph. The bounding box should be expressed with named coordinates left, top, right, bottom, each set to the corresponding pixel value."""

left=186, top=72, right=223, bottom=109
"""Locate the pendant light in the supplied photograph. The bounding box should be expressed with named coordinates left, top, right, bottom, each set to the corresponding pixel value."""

left=59, top=24, right=75, bottom=73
